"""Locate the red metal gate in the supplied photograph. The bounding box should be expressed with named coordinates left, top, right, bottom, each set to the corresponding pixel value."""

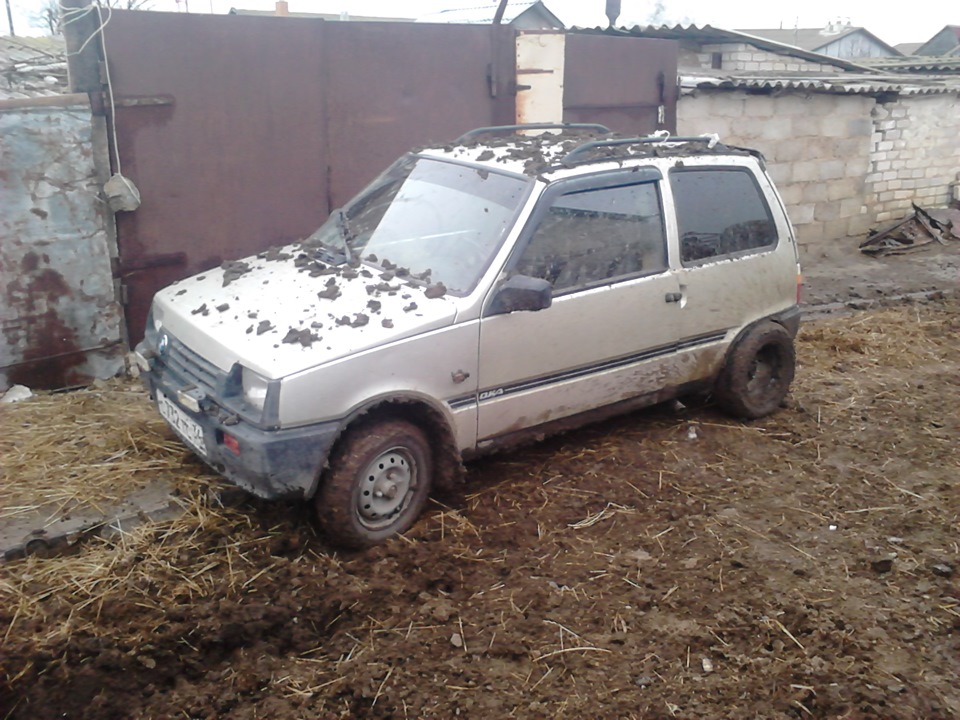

left=100, top=11, right=516, bottom=344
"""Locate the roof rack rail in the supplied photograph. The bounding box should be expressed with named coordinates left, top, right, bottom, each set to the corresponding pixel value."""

left=560, top=132, right=721, bottom=166
left=456, top=123, right=612, bottom=143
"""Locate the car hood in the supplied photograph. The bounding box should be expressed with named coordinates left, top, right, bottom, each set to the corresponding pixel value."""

left=152, top=246, right=460, bottom=379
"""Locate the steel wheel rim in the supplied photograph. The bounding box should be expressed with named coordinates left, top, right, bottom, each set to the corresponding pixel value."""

left=357, top=446, right=418, bottom=529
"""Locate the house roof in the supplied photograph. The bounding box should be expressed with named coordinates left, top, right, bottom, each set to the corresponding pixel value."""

left=0, top=36, right=68, bottom=101
left=228, top=8, right=413, bottom=22
left=915, top=25, right=960, bottom=56
left=735, top=25, right=900, bottom=56
left=417, top=1, right=564, bottom=28
left=591, top=25, right=880, bottom=73
left=895, top=42, right=924, bottom=55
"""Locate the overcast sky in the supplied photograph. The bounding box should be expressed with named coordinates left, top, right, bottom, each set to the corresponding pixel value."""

left=4, top=0, right=954, bottom=46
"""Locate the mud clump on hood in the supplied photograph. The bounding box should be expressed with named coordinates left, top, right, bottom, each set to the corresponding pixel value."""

left=336, top=313, right=369, bottom=329
left=262, top=246, right=293, bottom=262
left=318, top=284, right=342, bottom=300
left=222, top=261, right=252, bottom=287
left=424, top=283, right=447, bottom=300
left=282, top=327, right=320, bottom=347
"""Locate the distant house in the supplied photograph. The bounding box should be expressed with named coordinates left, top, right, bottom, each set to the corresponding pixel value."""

left=615, top=24, right=875, bottom=74
left=737, top=21, right=901, bottom=59
left=895, top=42, right=924, bottom=56
left=417, top=1, right=564, bottom=30
left=914, top=26, right=960, bottom=56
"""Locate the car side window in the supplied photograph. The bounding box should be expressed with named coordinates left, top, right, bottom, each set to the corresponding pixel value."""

left=513, top=181, right=667, bottom=294
left=670, top=168, right=777, bottom=265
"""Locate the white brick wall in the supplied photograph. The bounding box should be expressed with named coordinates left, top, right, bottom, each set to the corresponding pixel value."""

left=678, top=88, right=960, bottom=260
left=866, top=94, right=960, bottom=220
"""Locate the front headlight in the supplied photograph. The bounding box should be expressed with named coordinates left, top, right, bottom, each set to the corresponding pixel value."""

left=152, top=304, right=164, bottom=332
left=241, top=367, right=269, bottom=412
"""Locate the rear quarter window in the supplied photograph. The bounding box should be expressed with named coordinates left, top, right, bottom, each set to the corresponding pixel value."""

left=669, top=167, right=778, bottom=265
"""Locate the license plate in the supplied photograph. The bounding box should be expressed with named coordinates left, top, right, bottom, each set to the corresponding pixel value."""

left=158, top=392, right=208, bottom=457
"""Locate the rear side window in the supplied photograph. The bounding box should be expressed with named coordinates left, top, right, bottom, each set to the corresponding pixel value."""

left=514, top=181, right=667, bottom=294
left=670, top=168, right=777, bottom=265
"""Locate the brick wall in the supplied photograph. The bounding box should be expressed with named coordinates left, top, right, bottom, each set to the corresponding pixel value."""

left=696, top=43, right=840, bottom=74
left=867, top=94, right=960, bottom=223
left=678, top=88, right=960, bottom=260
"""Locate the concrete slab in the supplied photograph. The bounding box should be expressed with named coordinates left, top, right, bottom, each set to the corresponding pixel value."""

left=0, top=481, right=180, bottom=561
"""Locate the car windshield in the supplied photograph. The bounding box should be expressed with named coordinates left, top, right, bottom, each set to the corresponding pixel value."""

left=304, top=156, right=531, bottom=294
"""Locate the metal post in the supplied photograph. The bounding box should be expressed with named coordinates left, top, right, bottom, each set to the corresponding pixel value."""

left=5, top=0, right=15, bottom=36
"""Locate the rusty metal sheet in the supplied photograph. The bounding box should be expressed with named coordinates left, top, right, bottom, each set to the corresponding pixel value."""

left=103, top=11, right=332, bottom=347
left=563, top=33, right=678, bottom=134
left=102, top=11, right=515, bottom=345
left=323, top=22, right=516, bottom=208
left=0, top=99, right=124, bottom=390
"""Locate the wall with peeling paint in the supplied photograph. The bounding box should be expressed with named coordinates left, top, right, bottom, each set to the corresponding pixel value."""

left=0, top=97, right=125, bottom=390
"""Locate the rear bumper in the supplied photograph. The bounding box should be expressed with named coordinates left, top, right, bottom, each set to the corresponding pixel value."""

left=137, top=344, right=338, bottom=500
left=773, top=305, right=802, bottom=338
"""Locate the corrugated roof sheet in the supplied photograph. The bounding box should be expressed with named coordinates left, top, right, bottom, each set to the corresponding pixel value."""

left=860, top=56, right=960, bottom=73
left=681, top=71, right=960, bottom=96
left=0, top=36, right=68, bottom=101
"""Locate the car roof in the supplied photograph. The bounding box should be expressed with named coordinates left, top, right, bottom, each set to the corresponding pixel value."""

left=417, top=127, right=760, bottom=179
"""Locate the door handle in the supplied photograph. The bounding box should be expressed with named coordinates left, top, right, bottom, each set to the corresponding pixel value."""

left=665, top=292, right=682, bottom=303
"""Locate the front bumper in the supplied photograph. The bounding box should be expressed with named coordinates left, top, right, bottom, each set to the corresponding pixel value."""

left=136, top=343, right=339, bottom=500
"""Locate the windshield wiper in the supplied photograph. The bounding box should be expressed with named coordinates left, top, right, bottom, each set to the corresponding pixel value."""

left=337, top=209, right=355, bottom=264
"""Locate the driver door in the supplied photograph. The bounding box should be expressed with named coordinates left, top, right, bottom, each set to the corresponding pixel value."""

left=476, top=170, right=682, bottom=443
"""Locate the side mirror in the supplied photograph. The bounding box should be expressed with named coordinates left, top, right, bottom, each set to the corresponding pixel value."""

left=488, top=275, right=553, bottom=315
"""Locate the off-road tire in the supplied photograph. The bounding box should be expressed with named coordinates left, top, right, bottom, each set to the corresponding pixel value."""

left=315, top=419, right=432, bottom=549
left=715, top=320, right=796, bottom=420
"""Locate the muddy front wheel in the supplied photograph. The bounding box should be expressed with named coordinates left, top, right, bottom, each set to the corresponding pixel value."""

left=315, top=419, right=432, bottom=549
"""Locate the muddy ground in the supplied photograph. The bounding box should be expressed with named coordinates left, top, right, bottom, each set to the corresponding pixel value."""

left=2, top=295, right=959, bottom=719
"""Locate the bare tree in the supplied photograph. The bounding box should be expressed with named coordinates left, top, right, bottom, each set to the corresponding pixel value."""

left=32, top=0, right=153, bottom=35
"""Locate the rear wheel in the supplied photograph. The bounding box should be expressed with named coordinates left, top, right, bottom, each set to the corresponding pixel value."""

left=715, top=321, right=795, bottom=419
left=315, top=419, right=432, bottom=549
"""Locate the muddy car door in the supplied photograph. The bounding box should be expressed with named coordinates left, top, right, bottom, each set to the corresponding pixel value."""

left=475, top=169, right=682, bottom=444
left=667, top=158, right=798, bottom=370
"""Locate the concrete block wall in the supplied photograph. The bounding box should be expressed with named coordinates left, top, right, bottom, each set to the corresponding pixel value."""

left=678, top=90, right=874, bottom=257
left=696, top=43, right=840, bottom=74
left=867, top=94, right=960, bottom=223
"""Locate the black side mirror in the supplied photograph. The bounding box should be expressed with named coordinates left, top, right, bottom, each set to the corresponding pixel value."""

left=488, top=275, right=553, bottom=315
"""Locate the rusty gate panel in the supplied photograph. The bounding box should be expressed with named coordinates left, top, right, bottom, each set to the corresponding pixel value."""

left=324, top=22, right=516, bottom=209
left=563, top=33, right=678, bottom=135
left=102, top=11, right=331, bottom=346
left=0, top=97, right=125, bottom=390
left=100, top=11, right=515, bottom=345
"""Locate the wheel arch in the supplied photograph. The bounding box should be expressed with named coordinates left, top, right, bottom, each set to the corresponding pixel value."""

left=316, top=392, right=465, bottom=499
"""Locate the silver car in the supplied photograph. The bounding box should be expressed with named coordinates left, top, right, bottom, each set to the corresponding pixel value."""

left=136, top=124, right=801, bottom=548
